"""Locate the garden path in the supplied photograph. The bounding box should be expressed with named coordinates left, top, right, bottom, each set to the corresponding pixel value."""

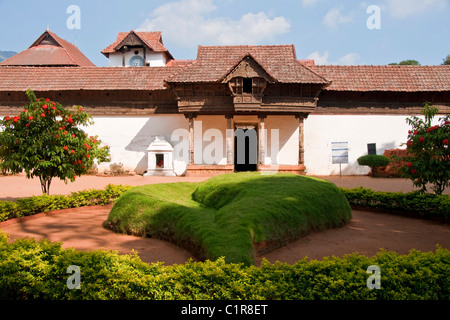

left=0, top=174, right=448, bottom=265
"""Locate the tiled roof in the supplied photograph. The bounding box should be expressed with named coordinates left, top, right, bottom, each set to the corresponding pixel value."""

left=167, top=45, right=330, bottom=85
left=101, top=31, right=171, bottom=57
left=0, top=66, right=184, bottom=91
left=0, top=31, right=95, bottom=67
left=310, top=65, right=450, bottom=92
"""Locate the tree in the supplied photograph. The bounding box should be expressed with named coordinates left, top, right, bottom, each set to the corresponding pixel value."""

left=389, top=60, right=420, bottom=65
left=0, top=89, right=110, bottom=194
left=401, top=103, right=450, bottom=195
left=442, top=54, right=450, bottom=65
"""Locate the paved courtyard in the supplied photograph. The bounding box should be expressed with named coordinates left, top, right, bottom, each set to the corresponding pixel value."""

left=0, top=173, right=449, bottom=265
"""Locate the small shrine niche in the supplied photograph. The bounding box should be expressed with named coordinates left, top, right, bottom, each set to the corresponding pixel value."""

left=144, top=136, right=176, bottom=176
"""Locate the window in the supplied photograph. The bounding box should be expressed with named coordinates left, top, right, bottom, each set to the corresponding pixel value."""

left=156, top=154, right=164, bottom=168
left=243, top=78, right=252, bottom=93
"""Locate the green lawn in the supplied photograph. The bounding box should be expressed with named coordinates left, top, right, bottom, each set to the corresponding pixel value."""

left=106, top=172, right=352, bottom=265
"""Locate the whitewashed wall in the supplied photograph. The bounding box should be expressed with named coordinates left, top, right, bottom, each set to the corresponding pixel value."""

left=1, top=113, right=426, bottom=176
left=108, top=50, right=166, bottom=67
left=84, top=115, right=188, bottom=175
left=303, top=115, right=411, bottom=176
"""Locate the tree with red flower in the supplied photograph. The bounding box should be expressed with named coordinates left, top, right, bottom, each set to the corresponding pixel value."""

left=0, top=89, right=110, bottom=194
left=401, top=103, right=450, bottom=195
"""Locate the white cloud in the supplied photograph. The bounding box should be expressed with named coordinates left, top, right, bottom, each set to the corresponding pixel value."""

left=137, top=0, right=290, bottom=47
left=336, top=53, right=361, bottom=65
left=384, top=0, right=447, bottom=18
left=322, top=7, right=353, bottom=30
left=307, top=51, right=329, bottom=65
left=306, top=51, right=361, bottom=65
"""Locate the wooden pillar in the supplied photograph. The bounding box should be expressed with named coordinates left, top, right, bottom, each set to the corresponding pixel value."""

left=226, top=114, right=233, bottom=164
left=258, top=115, right=266, bottom=165
left=185, top=114, right=196, bottom=165
left=296, top=113, right=307, bottom=165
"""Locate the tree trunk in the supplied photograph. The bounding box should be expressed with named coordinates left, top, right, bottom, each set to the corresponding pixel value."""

left=39, top=176, right=52, bottom=195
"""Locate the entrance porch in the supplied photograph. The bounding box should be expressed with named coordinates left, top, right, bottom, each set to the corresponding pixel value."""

left=183, top=114, right=307, bottom=177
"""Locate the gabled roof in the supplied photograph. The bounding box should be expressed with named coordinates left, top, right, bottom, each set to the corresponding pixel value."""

left=0, top=30, right=95, bottom=67
left=101, top=30, right=173, bottom=59
left=0, top=66, right=185, bottom=91
left=310, top=65, right=450, bottom=92
left=166, top=45, right=330, bottom=85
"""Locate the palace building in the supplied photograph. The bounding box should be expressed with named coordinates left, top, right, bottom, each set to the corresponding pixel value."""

left=1, top=30, right=449, bottom=176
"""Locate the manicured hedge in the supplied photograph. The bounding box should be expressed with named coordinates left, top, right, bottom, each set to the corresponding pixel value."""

left=0, top=232, right=448, bottom=300
left=357, top=155, right=390, bottom=169
left=341, top=187, right=450, bottom=222
left=106, top=173, right=352, bottom=265
left=0, top=184, right=132, bottom=222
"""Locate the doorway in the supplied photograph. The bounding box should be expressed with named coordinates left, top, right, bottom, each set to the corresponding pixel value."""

left=234, top=126, right=257, bottom=172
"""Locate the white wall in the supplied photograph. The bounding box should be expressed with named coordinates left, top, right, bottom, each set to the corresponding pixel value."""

left=84, top=115, right=188, bottom=175
left=304, top=115, right=411, bottom=175
left=108, top=50, right=166, bottom=67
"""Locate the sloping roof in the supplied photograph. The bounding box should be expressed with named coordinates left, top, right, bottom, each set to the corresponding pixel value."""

left=310, top=65, right=450, bottom=92
left=0, top=30, right=95, bottom=67
left=101, top=30, right=173, bottom=59
left=0, top=66, right=184, bottom=91
left=167, top=45, right=330, bottom=85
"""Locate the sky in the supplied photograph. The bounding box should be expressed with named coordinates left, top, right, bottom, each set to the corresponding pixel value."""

left=0, top=0, right=449, bottom=67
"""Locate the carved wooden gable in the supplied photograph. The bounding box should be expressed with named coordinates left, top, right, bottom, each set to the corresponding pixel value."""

left=115, top=32, right=147, bottom=51
left=222, top=55, right=275, bottom=84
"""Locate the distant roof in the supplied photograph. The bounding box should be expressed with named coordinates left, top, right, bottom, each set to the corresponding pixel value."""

left=101, top=30, right=173, bottom=60
left=167, top=45, right=329, bottom=85
left=310, top=65, right=450, bottom=92
left=0, top=30, right=95, bottom=67
left=0, top=66, right=184, bottom=91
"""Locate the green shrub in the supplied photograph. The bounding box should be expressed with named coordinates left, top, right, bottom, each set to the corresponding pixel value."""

left=341, top=187, right=450, bottom=221
left=107, top=172, right=352, bottom=265
left=0, top=201, right=21, bottom=222
left=0, top=184, right=132, bottom=222
left=357, top=155, right=390, bottom=169
left=0, top=232, right=448, bottom=300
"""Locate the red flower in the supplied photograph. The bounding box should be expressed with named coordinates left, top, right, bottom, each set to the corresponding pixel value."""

left=41, top=113, right=45, bottom=117
left=407, top=140, right=412, bottom=147
left=55, top=134, right=59, bottom=138
left=67, top=118, right=73, bottom=123
left=86, top=154, right=90, bottom=158
left=4, top=116, right=10, bottom=121
left=419, top=137, right=425, bottom=143
left=45, top=98, right=50, bottom=101
left=444, top=139, right=449, bottom=145
left=411, top=169, right=417, bottom=175
left=23, top=109, right=27, bottom=112
left=64, top=146, right=69, bottom=150
left=406, top=162, right=412, bottom=167
left=13, top=116, right=19, bottom=122
left=26, top=123, right=29, bottom=127
left=78, top=159, right=82, bottom=164
left=42, top=105, right=48, bottom=109
left=71, top=150, right=75, bottom=154
left=28, top=116, right=33, bottom=120
left=413, top=131, right=419, bottom=135
left=52, top=106, right=57, bottom=110
left=72, top=134, right=76, bottom=138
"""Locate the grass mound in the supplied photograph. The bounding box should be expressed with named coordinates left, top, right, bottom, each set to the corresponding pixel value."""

left=106, top=172, right=352, bottom=265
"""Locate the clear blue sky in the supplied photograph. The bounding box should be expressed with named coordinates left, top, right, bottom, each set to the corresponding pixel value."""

left=0, top=0, right=449, bottom=67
